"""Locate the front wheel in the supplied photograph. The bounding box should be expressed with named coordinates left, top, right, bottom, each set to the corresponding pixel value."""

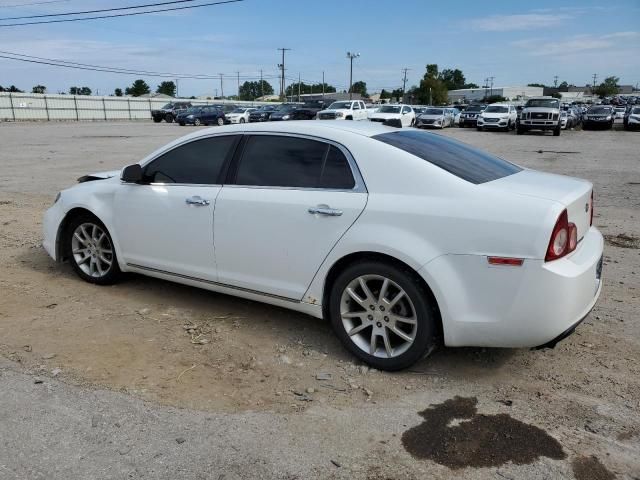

left=239, top=118, right=245, bottom=124
left=153, top=117, right=162, bottom=123
left=217, top=117, right=224, bottom=126
left=517, top=127, right=525, bottom=135
left=65, top=213, right=121, bottom=285
left=553, top=125, right=561, bottom=136
left=164, top=114, right=174, bottom=123
left=329, top=260, right=438, bottom=371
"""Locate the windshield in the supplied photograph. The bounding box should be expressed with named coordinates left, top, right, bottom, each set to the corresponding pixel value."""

left=589, top=107, right=612, bottom=114
left=230, top=108, right=246, bottom=113
left=633, top=107, right=640, bottom=114
left=378, top=106, right=401, bottom=113
left=161, top=103, right=174, bottom=109
left=328, top=101, right=352, bottom=110
left=184, top=107, right=199, bottom=114
left=277, top=105, right=297, bottom=112
left=465, top=105, right=483, bottom=112
left=485, top=106, right=508, bottom=113
left=373, top=130, right=521, bottom=184
left=525, top=99, right=559, bottom=109
left=424, top=108, right=444, bottom=115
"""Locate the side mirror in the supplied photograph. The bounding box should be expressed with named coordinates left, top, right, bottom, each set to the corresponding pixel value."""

left=121, top=164, right=143, bottom=183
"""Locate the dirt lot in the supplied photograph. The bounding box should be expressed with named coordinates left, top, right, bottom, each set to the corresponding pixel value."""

left=0, top=121, right=639, bottom=479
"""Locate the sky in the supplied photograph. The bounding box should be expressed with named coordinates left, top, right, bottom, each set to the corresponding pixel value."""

left=0, top=0, right=638, bottom=97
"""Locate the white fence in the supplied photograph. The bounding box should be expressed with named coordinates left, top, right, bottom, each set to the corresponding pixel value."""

left=0, top=93, right=269, bottom=122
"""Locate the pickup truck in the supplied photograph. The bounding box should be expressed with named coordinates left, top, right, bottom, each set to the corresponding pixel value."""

left=317, top=100, right=368, bottom=120
left=517, top=97, right=562, bottom=136
left=290, top=100, right=332, bottom=120
left=151, top=101, right=192, bottom=123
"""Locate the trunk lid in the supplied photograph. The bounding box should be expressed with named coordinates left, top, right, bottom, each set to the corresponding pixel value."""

left=489, top=169, right=592, bottom=241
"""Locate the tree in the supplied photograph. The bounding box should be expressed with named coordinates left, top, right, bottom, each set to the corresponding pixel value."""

left=380, top=89, right=391, bottom=100
left=415, top=64, right=448, bottom=105
left=350, top=80, right=368, bottom=98
left=558, top=81, right=569, bottom=89
left=438, top=68, right=466, bottom=90
left=125, top=79, right=150, bottom=97
left=594, top=76, right=620, bottom=97
left=69, top=86, right=91, bottom=95
left=391, top=88, right=403, bottom=101
left=0, top=85, right=23, bottom=92
left=483, top=94, right=507, bottom=103
left=114, top=88, right=123, bottom=97
left=156, top=81, right=176, bottom=97
left=239, top=80, right=274, bottom=100
left=32, top=85, right=46, bottom=94
left=527, top=83, right=546, bottom=88
left=285, top=81, right=338, bottom=98
left=463, top=82, right=479, bottom=89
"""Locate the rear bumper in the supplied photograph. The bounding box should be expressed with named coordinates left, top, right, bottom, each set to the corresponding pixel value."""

left=419, top=227, right=604, bottom=348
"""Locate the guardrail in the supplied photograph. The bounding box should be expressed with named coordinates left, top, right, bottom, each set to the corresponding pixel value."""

left=0, top=93, right=271, bottom=122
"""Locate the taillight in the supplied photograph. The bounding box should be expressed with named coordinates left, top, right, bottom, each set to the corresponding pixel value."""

left=545, top=209, right=578, bottom=262
left=590, top=190, right=594, bottom=226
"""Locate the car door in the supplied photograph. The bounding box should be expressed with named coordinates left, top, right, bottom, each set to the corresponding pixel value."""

left=214, top=134, right=367, bottom=300
left=113, top=134, right=240, bottom=280
left=401, top=106, right=413, bottom=126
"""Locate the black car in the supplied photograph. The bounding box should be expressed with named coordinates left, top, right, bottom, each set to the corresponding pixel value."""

left=269, top=104, right=300, bottom=121
left=248, top=105, right=278, bottom=122
left=176, top=106, right=226, bottom=126
left=290, top=100, right=332, bottom=120
left=151, top=101, right=192, bottom=123
left=583, top=106, right=615, bottom=130
left=458, top=104, right=486, bottom=127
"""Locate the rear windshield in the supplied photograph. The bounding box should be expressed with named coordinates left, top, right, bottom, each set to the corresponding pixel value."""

left=372, top=130, right=522, bottom=184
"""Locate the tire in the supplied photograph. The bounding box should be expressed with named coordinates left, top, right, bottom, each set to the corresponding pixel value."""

left=153, top=117, right=162, bottom=123
left=517, top=127, right=525, bottom=135
left=64, top=213, right=121, bottom=285
left=505, top=120, right=511, bottom=132
left=194, top=118, right=201, bottom=126
left=239, top=118, right=245, bottom=124
left=329, top=260, right=438, bottom=371
left=459, top=123, right=464, bottom=128
left=164, top=114, right=174, bottom=123
left=217, top=117, right=224, bottom=126
left=476, top=126, right=482, bottom=131
left=553, top=125, right=561, bottom=136
left=179, top=122, right=185, bottom=126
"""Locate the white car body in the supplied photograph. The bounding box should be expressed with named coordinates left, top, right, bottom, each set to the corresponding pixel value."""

left=368, top=104, right=415, bottom=127
left=477, top=104, right=518, bottom=131
left=614, top=107, right=626, bottom=120
left=317, top=100, right=368, bottom=120
left=226, top=108, right=256, bottom=124
left=43, top=122, right=603, bottom=367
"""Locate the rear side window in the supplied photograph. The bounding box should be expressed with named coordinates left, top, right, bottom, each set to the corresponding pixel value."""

left=373, top=130, right=521, bottom=184
left=235, top=136, right=355, bottom=189
left=143, top=135, right=237, bottom=184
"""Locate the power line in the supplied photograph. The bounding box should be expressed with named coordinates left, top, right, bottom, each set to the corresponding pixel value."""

left=0, top=0, right=73, bottom=8
left=0, top=0, right=243, bottom=27
left=1, top=0, right=199, bottom=21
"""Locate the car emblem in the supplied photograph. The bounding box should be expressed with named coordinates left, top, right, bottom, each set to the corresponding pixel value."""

left=585, top=203, right=589, bottom=212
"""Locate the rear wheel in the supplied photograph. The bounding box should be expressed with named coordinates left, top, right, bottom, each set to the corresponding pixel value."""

left=164, top=114, right=174, bottom=123
left=329, top=260, right=438, bottom=371
left=477, top=126, right=482, bottom=131
left=517, top=126, right=525, bottom=135
left=153, top=117, right=162, bottom=123
left=65, top=213, right=121, bottom=285
left=553, top=125, right=561, bottom=136
left=194, top=118, right=201, bottom=126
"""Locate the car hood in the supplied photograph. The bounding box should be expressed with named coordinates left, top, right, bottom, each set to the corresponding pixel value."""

left=523, top=107, right=559, bottom=113
left=418, top=114, right=444, bottom=120
left=371, top=112, right=402, bottom=119
left=77, top=169, right=121, bottom=183
left=481, top=112, right=509, bottom=117
left=319, top=109, right=349, bottom=114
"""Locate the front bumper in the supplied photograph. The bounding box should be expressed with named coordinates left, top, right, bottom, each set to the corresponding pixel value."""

left=42, top=201, right=66, bottom=261
left=420, top=227, right=604, bottom=348
left=478, top=118, right=509, bottom=128
left=459, top=117, right=478, bottom=126
left=520, top=120, right=558, bottom=130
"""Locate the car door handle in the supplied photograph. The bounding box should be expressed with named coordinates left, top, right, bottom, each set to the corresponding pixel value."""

left=185, top=195, right=210, bottom=206
left=308, top=205, right=343, bottom=216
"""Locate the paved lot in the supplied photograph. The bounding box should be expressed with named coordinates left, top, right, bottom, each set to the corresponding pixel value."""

left=0, top=121, right=639, bottom=479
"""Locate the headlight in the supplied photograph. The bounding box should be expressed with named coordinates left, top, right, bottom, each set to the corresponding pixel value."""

left=606, top=115, right=611, bottom=120
left=335, top=112, right=344, bottom=118
left=54, top=192, right=61, bottom=204
left=187, top=115, right=194, bottom=118
left=282, top=115, right=290, bottom=120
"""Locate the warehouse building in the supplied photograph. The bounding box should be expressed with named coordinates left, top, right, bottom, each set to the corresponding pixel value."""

left=448, top=86, right=543, bottom=103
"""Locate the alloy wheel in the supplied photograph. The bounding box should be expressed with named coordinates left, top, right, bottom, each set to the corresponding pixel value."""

left=71, top=223, right=114, bottom=278
left=340, top=274, right=418, bottom=359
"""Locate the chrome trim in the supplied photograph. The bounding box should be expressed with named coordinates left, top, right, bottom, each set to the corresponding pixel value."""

left=126, top=263, right=300, bottom=303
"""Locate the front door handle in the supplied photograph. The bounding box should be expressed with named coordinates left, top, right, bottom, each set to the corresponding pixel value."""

left=308, top=205, right=343, bottom=216
left=185, top=195, right=210, bottom=206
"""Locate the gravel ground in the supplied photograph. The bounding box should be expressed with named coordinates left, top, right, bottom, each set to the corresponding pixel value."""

left=0, top=121, right=639, bottom=479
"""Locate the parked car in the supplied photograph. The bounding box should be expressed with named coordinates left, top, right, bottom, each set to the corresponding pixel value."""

left=368, top=104, right=416, bottom=127
left=583, top=106, right=615, bottom=130
left=226, top=107, right=256, bottom=124
left=415, top=107, right=453, bottom=129
left=269, top=104, right=300, bottom=121
left=151, top=101, right=192, bottom=123
left=624, top=106, right=640, bottom=130
left=317, top=100, right=368, bottom=120
left=614, top=107, right=626, bottom=120
left=290, top=100, right=332, bottom=120
left=248, top=105, right=279, bottom=122
left=366, top=104, right=382, bottom=118
left=43, top=122, right=603, bottom=370
left=447, top=107, right=461, bottom=125
left=477, top=104, right=518, bottom=132
left=458, top=104, right=486, bottom=128
left=517, top=97, right=562, bottom=136
left=177, top=106, right=226, bottom=126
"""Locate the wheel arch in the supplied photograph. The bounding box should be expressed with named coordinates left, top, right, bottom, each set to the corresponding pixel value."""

left=55, top=207, right=105, bottom=261
left=320, top=251, right=443, bottom=340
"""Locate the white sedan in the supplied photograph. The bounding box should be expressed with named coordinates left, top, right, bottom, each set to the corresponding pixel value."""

left=225, top=107, right=256, bottom=124
left=368, top=104, right=416, bottom=127
left=43, top=122, right=603, bottom=370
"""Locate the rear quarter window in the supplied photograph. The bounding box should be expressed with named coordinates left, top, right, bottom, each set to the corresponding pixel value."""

left=372, top=130, right=521, bottom=184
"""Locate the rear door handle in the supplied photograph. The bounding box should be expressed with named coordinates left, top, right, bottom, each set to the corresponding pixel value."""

left=185, top=195, right=210, bottom=206
left=308, top=205, right=343, bottom=216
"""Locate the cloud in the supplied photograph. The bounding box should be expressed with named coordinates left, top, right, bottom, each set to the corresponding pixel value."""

left=470, top=13, right=571, bottom=31
left=512, top=32, right=639, bottom=57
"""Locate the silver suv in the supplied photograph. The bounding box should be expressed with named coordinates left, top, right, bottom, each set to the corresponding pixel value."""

left=517, top=97, right=562, bottom=136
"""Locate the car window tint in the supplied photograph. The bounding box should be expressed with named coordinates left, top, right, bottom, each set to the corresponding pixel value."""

left=319, top=146, right=355, bottom=189
left=373, top=130, right=521, bottom=184
left=236, top=136, right=329, bottom=188
left=143, top=135, right=237, bottom=184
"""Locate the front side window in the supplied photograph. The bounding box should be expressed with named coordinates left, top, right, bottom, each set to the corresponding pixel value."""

left=235, top=136, right=355, bottom=189
left=143, top=135, right=238, bottom=184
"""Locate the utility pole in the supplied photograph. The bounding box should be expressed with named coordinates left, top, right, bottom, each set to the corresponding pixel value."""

left=322, top=71, right=325, bottom=101
left=484, top=77, right=489, bottom=100
left=219, top=73, right=224, bottom=99
left=260, top=69, right=263, bottom=98
left=488, top=76, right=495, bottom=99
left=236, top=71, right=240, bottom=98
left=553, top=75, right=558, bottom=88
left=175, top=78, right=179, bottom=97
left=347, top=51, right=360, bottom=100
left=592, top=73, right=598, bottom=93
left=297, top=72, right=301, bottom=102
left=277, top=48, right=291, bottom=100
left=401, top=67, right=410, bottom=100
